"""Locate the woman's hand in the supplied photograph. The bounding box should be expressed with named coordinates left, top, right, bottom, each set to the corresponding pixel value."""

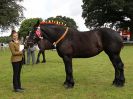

left=22, top=49, right=25, bottom=53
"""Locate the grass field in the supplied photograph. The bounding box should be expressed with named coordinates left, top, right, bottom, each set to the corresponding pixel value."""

left=0, top=46, right=133, bottom=99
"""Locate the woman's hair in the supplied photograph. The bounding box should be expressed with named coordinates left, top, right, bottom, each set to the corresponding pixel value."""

left=11, top=30, right=17, bottom=37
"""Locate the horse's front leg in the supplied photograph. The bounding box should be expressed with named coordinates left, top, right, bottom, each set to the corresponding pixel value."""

left=63, top=56, right=74, bottom=88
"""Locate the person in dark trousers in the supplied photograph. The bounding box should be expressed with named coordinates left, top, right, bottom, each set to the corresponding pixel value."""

left=9, top=30, right=25, bottom=92
left=26, top=44, right=36, bottom=65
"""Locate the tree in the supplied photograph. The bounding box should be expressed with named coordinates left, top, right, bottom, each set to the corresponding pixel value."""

left=18, top=18, right=43, bottom=38
left=0, top=36, right=11, bottom=43
left=82, top=0, right=133, bottom=40
left=0, top=0, right=24, bottom=30
left=46, top=16, right=78, bottom=29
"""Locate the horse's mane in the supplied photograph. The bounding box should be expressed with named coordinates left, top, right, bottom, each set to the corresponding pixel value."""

left=39, top=20, right=80, bottom=33
left=40, top=20, right=66, bottom=27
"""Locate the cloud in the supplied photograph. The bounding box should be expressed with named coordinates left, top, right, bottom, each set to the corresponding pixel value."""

left=21, top=0, right=88, bottom=31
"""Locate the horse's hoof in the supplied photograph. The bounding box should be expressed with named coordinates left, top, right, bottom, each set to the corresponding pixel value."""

left=36, top=61, right=40, bottom=64
left=112, top=79, right=125, bottom=87
left=64, top=84, right=74, bottom=89
left=113, top=83, right=124, bottom=87
left=63, top=81, right=67, bottom=85
left=63, top=82, right=74, bottom=89
left=41, top=61, right=46, bottom=63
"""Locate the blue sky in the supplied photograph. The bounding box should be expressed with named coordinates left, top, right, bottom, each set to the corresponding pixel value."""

left=0, top=0, right=88, bottom=36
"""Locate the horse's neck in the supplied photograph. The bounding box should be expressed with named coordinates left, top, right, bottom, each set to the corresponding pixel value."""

left=54, top=27, right=66, bottom=36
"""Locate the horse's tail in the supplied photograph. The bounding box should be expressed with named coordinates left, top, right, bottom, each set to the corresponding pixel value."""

left=121, top=37, right=124, bottom=49
left=121, top=41, right=124, bottom=49
left=120, top=35, right=124, bottom=49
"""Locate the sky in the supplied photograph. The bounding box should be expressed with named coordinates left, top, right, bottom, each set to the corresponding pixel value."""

left=0, top=0, right=88, bottom=36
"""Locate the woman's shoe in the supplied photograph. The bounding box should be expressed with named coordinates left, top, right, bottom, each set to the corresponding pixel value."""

left=14, top=89, right=24, bottom=92
left=20, top=88, right=25, bottom=90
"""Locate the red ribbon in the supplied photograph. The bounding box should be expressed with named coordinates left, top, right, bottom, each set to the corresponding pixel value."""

left=35, top=28, right=41, bottom=37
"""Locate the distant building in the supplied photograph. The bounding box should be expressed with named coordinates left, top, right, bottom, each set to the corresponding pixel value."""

left=118, top=29, right=131, bottom=41
left=121, top=30, right=131, bottom=41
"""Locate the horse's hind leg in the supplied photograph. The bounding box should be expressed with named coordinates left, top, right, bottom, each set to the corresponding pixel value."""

left=106, top=51, right=125, bottom=87
left=41, top=51, right=46, bottom=63
left=36, top=51, right=41, bottom=64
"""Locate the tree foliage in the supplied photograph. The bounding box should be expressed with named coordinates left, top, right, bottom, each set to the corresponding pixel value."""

left=0, top=36, right=11, bottom=43
left=46, top=16, right=78, bottom=29
left=82, top=0, right=133, bottom=40
left=18, top=18, right=43, bottom=38
left=0, top=0, right=24, bottom=30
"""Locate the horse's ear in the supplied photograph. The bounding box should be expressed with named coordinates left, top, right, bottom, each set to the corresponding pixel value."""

left=34, top=20, right=40, bottom=27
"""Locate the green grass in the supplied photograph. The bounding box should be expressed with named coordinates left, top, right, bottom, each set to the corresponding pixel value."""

left=0, top=46, right=133, bottom=99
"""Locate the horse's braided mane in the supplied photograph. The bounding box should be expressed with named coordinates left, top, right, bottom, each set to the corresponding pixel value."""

left=40, top=20, right=66, bottom=26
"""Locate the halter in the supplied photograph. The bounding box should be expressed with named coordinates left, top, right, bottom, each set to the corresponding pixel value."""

left=53, top=27, right=69, bottom=47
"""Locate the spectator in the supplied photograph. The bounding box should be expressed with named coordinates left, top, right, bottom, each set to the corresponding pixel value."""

left=25, top=36, right=36, bottom=65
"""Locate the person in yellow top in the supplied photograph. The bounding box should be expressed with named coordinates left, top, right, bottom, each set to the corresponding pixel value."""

left=9, top=30, right=24, bottom=92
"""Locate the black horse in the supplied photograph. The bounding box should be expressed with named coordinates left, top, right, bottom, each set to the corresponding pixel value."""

left=28, top=21, right=125, bottom=88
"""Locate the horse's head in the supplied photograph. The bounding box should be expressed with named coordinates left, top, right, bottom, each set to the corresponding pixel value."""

left=31, top=20, right=68, bottom=47
left=27, top=20, right=42, bottom=46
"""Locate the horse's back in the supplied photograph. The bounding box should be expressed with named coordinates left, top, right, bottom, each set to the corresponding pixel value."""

left=60, top=29, right=103, bottom=57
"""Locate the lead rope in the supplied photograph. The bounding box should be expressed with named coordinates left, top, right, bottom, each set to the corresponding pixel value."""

left=53, top=27, right=69, bottom=48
